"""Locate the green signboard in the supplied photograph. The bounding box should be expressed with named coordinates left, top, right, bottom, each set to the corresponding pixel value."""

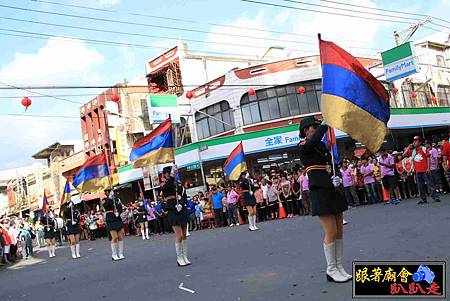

left=149, top=94, right=180, bottom=124
left=381, top=42, right=418, bottom=82
left=186, top=162, right=201, bottom=171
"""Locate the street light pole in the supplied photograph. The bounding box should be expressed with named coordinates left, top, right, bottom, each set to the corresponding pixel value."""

left=198, top=145, right=208, bottom=192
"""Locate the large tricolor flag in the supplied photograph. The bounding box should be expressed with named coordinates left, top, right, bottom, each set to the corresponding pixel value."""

left=130, top=117, right=175, bottom=168
left=322, top=128, right=339, bottom=164
left=223, top=142, right=247, bottom=181
left=41, top=192, right=49, bottom=216
left=319, top=36, right=390, bottom=152
left=60, top=179, right=71, bottom=204
left=72, top=151, right=111, bottom=192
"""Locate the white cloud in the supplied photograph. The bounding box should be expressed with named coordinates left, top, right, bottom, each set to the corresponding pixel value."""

left=96, top=0, right=121, bottom=8
left=0, top=37, right=103, bottom=169
left=206, top=11, right=283, bottom=59
left=0, top=37, right=104, bottom=86
left=274, top=10, right=291, bottom=25
left=206, top=0, right=386, bottom=60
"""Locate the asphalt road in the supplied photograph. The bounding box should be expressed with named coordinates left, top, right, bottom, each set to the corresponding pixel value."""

left=1, top=195, right=449, bottom=301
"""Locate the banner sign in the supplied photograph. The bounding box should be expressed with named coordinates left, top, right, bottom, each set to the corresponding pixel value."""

left=149, top=94, right=180, bottom=124
left=381, top=42, right=418, bottom=82
left=353, top=261, right=446, bottom=299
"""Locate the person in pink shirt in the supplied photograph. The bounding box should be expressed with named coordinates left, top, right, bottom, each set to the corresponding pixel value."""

left=226, top=185, right=240, bottom=226
left=425, top=140, right=442, bottom=200
left=360, top=157, right=378, bottom=204
left=299, top=168, right=310, bottom=215
left=340, top=159, right=360, bottom=206
left=378, top=148, right=401, bottom=204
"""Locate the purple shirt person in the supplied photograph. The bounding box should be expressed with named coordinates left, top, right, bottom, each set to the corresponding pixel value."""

left=378, top=153, right=395, bottom=178
left=300, top=174, right=309, bottom=192
left=146, top=206, right=156, bottom=221
left=360, top=163, right=375, bottom=184
left=429, top=147, right=439, bottom=171
left=340, top=166, right=354, bottom=188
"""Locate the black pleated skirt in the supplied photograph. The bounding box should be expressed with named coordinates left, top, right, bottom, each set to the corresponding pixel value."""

left=105, top=213, right=123, bottom=231
left=44, top=228, right=56, bottom=239
left=242, top=192, right=256, bottom=207
left=310, top=187, right=348, bottom=216
left=66, top=222, right=81, bottom=235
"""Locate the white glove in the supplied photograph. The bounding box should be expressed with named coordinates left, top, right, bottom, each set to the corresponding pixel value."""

left=175, top=204, right=182, bottom=212
left=331, top=176, right=342, bottom=187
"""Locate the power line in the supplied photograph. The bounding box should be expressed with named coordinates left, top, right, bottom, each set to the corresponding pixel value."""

left=279, top=0, right=450, bottom=30
left=0, top=29, right=291, bottom=60
left=0, top=113, right=79, bottom=118
left=0, top=81, right=83, bottom=104
left=316, top=0, right=450, bottom=25
left=0, top=93, right=120, bottom=98
left=0, top=16, right=344, bottom=53
left=29, top=0, right=374, bottom=44
left=241, top=0, right=450, bottom=31
left=0, top=27, right=318, bottom=60
left=0, top=4, right=343, bottom=47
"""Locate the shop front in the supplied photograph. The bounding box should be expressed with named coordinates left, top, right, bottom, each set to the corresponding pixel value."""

left=175, top=107, right=449, bottom=188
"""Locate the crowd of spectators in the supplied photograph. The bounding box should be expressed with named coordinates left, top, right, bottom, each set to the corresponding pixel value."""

left=1, top=132, right=449, bottom=266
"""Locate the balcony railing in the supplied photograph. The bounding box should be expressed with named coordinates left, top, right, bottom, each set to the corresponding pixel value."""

left=389, top=89, right=450, bottom=108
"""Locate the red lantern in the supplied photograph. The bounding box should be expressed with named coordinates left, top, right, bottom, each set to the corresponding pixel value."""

left=392, top=87, right=399, bottom=95
left=248, top=88, right=256, bottom=96
left=297, top=86, right=306, bottom=94
left=111, top=94, right=120, bottom=103
left=431, top=95, right=437, bottom=102
left=411, top=92, right=417, bottom=98
left=21, top=97, right=32, bottom=111
left=186, top=91, right=194, bottom=99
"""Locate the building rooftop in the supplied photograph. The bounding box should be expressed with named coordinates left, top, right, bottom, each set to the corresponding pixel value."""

left=32, top=140, right=83, bottom=160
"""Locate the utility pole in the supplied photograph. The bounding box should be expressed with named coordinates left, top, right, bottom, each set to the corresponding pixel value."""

left=393, top=17, right=432, bottom=46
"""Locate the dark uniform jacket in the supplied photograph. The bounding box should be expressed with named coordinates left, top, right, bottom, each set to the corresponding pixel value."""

left=161, top=177, right=188, bottom=211
left=298, top=124, right=336, bottom=189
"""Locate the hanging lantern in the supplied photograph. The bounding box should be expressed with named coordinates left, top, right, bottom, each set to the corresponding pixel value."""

left=297, top=86, right=306, bottom=94
left=392, top=87, right=399, bottom=95
left=21, top=97, right=32, bottom=111
left=411, top=92, right=417, bottom=98
left=186, top=91, right=194, bottom=99
left=431, top=95, right=437, bottom=102
left=248, top=88, right=256, bottom=96
left=111, top=94, right=120, bottom=103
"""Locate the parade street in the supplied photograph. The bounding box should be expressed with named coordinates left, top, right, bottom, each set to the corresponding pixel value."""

left=1, top=196, right=449, bottom=301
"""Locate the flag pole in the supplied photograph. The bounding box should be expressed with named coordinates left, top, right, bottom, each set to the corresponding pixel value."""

left=329, top=127, right=337, bottom=177
left=168, top=114, right=179, bottom=205
left=318, top=32, right=336, bottom=177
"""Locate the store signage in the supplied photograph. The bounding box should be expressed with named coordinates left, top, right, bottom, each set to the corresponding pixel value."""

left=149, top=94, right=180, bottom=124
left=381, top=42, right=418, bottom=82
left=186, top=163, right=201, bottom=171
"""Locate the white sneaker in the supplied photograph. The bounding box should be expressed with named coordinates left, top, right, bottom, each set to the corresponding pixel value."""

left=235, top=223, right=240, bottom=226
left=229, top=224, right=234, bottom=227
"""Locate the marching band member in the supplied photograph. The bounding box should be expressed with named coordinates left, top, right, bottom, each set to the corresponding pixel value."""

left=103, top=190, right=125, bottom=261
left=41, top=211, right=57, bottom=258
left=298, top=116, right=350, bottom=283
left=160, top=166, right=191, bottom=267
left=64, top=205, right=81, bottom=259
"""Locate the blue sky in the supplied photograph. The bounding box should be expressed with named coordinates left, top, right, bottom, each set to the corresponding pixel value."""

left=0, top=0, right=449, bottom=169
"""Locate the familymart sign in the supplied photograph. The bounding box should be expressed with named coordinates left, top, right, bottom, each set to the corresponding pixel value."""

left=381, top=42, right=418, bottom=82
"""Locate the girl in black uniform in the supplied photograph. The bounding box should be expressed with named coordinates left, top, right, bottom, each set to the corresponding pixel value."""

left=102, top=191, right=125, bottom=261
left=160, top=166, right=191, bottom=267
left=298, top=117, right=350, bottom=283
left=63, top=205, right=81, bottom=259
left=41, top=212, right=56, bottom=258
left=135, top=201, right=148, bottom=240
left=239, top=175, right=258, bottom=231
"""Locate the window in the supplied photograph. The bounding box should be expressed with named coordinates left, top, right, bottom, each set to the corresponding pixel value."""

left=240, top=80, right=322, bottom=126
left=195, top=100, right=235, bottom=139
left=436, top=55, right=445, bottom=67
